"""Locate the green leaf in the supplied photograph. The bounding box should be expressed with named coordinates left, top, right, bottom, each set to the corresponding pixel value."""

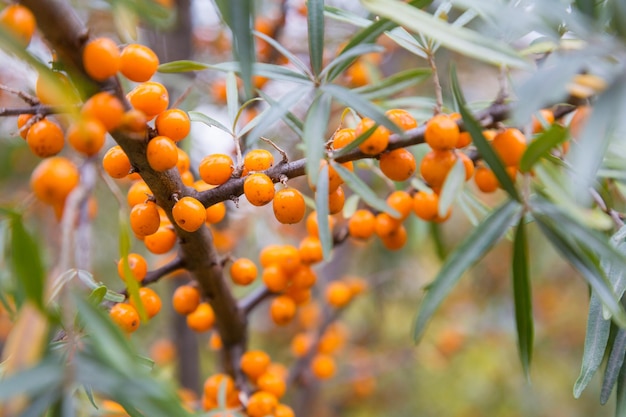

left=331, top=162, right=400, bottom=218
left=189, top=111, right=231, bottom=135
left=9, top=213, right=45, bottom=309
left=75, top=269, right=125, bottom=303
left=320, top=43, right=384, bottom=81
left=0, top=360, right=63, bottom=400
left=384, top=27, right=428, bottom=59
left=227, top=0, right=254, bottom=97
left=256, top=91, right=305, bottom=139
left=512, top=217, right=533, bottom=379
left=574, top=292, right=611, bottom=398
left=253, top=31, right=313, bottom=78
left=450, top=67, right=520, bottom=201
left=158, top=60, right=210, bottom=73
left=413, top=199, right=520, bottom=341
left=519, top=124, right=568, bottom=172
left=353, top=68, right=432, bottom=100
left=109, top=0, right=173, bottom=28
left=315, top=164, right=333, bottom=259
left=211, top=62, right=313, bottom=84
left=602, top=329, right=626, bottom=404
left=304, top=93, right=332, bottom=185
left=617, top=359, right=626, bottom=416
left=88, top=286, right=108, bottom=305
left=118, top=213, right=146, bottom=322
left=323, top=5, right=373, bottom=27
left=438, top=157, right=465, bottom=218
left=361, top=0, right=530, bottom=68
left=308, top=0, right=325, bottom=75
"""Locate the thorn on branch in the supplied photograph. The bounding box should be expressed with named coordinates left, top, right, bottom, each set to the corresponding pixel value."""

left=261, top=136, right=288, bottom=163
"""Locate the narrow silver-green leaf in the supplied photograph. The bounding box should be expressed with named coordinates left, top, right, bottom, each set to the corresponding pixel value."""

left=316, top=164, right=333, bottom=259
left=256, top=91, right=305, bottom=139
left=226, top=71, right=239, bottom=126
left=361, top=0, right=530, bottom=68
left=616, top=359, right=626, bottom=416
left=320, top=43, right=384, bottom=81
left=413, top=199, right=520, bottom=341
left=158, top=60, right=210, bottom=73
left=209, top=62, right=313, bottom=84
left=228, top=0, right=254, bottom=97
left=304, top=93, right=332, bottom=185
left=602, top=329, right=626, bottom=404
left=331, top=162, right=400, bottom=218
left=253, top=31, right=313, bottom=78
left=0, top=361, right=63, bottom=400
left=353, top=68, right=432, bottom=100
left=512, top=217, right=533, bottom=379
left=519, top=124, right=568, bottom=172
left=308, top=0, right=325, bottom=75
left=9, top=214, right=45, bottom=309
left=438, top=158, right=465, bottom=217
left=189, top=111, right=231, bottom=135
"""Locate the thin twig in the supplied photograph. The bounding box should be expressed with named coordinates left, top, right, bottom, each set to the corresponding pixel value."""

left=590, top=187, right=625, bottom=228
left=261, top=136, right=289, bottom=162
left=426, top=51, right=442, bottom=115
left=239, top=285, right=272, bottom=315
left=119, top=256, right=186, bottom=297
left=0, top=104, right=78, bottom=117
left=0, top=84, right=39, bottom=106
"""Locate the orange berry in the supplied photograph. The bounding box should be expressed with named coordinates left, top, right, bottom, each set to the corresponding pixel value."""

left=205, top=202, right=226, bottom=224
left=285, top=286, right=312, bottom=305
left=345, top=276, right=368, bottom=296
left=420, top=149, right=457, bottom=190
left=150, top=338, right=176, bottom=365
left=127, top=180, right=152, bottom=207
left=311, top=353, right=336, bottom=379
left=275, top=404, right=295, bottom=417
left=120, top=109, right=148, bottom=135
left=326, top=161, right=344, bottom=193
left=355, top=117, right=389, bottom=155
left=36, top=72, right=79, bottom=106
left=130, top=287, right=162, bottom=319
left=379, top=148, right=417, bottom=182
left=325, top=281, right=352, bottom=308
left=117, top=253, right=148, bottom=282
left=332, top=128, right=356, bottom=150
left=81, top=92, right=125, bottom=132
left=177, top=148, right=191, bottom=173
left=348, top=209, right=376, bottom=240
left=291, top=264, right=317, bottom=289
left=100, top=400, right=129, bottom=417
left=474, top=166, right=499, bottom=193
left=199, top=153, right=234, bottom=185
left=244, top=173, right=275, bottom=206
left=147, top=135, right=178, bottom=172
left=119, top=43, right=159, bottom=82
left=26, top=118, right=64, bottom=158
left=240, top=350, right=271, bottom=380
left=210, top=78, right=228, bottom=104
left=259, top=244, right=283, bottom=268
left=381, top=224, right=408, bottom=250
left=424, top=114, right=460, bottom=150
left=186, top=302, right=215, bottom=332
left=412, top=191, right=439, bottom=221
left=209, top=332, right=223, bottom=350
left=270, top=295, right=297, bottom=326
left=0, top=4, right=36, bottom=46
left=67, top=118, right=106, bottom=156
left=128, top=82, right=169, bottom=118
left=230, top=258, right=258, bottom=285
left=246, top=391, right=278, bottom=417
left=386, top=190, right=413, bottom=221
left=172, top=196, right=206, bottom=232
left=82, top=37, right=120, bottom=81
left=276, top=245, right=301, bottom=274
left=456, top=131, right=472, bottom=148
left=273, top=188, right=306, bottom=224
left=299, top=236, right=323, bottom=264
left=181, top=170, right=195, bottom=186
left=328, top=186, right=345, bottom=215
left=155, top=109, right=190, bottom=142
left=532, top=109, right=555, bottom=134
left=386, top=108, right=417, bottom=130
left=318, top=323, right=347, bottom=354
left=109, top=303, right=140, bottom=333
left=374, top=212, right=401, bottom=238
left=491, top=128, right=527, bottom=167
left=243, top=149, right=274, bottom=172
left=30, top=156, right=79, bottom=205
left=172, top=285, right=201, bottom=315
left=569, top=105, right=590, bottom=139
left=262, top=264, right=289, bottom=293
left=17, top=114, right=33, bottom=139
left=291, top=333, right=312, bottom=357
left=203, top=373, right=237, bottom=404
left=305, top=211, right=336, bottom=237
left=346, top=59, right=371, bottom=87
left=130, top=201, right=160, bottom=237
left=458, top=152, right=475, bottom=180
left=144, top=225, right=177, bottom=254
left=257, top=371, right=287, bottom=398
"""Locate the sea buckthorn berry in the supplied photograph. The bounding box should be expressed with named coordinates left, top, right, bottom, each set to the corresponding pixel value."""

left=386, top=190, right=413, bottom=221
left=81, top=92, right=125, bottom=132
left=26, top=118, right=64, bottom=158
left=120, top=109, right=148, bottom=135
left=348, top=209, right=376, bottom=240
left=276, top=245, right=301, bottom=274
left=327, top=162, right=344, bottom=193
left=532, top=109, right=555, bottom=134
left=311, top=353, right=336, bottom=379
left=244, top=173, right=275, bottom=206
left=17, top=114, right=33, bottom=139
left=379, top=148, right=417, bottom=182
left=386, top=108, right=417, bottom=131
left=291, top=264, right=317, bottom=289
left=259, top=244, right=283, bottom=268
left=374, top=212, right=401, bottom=238
left=246, top=391, right=278, bottom=417
left=569, top=105, right=590, bottom=139
left=381, top=224, right=408, bottom=250
left=332, top=128, right=356, bottom=150
left=491, top=128, right=527, bottom=167
left=209, top=332, right=222, bottom=350
left=147, top=135, right=178, bottom=172
left=291, top=333, right=312, bottom=357
left=199, top=153, right=234, bottom=185
left=0, top=4, right=36, bottom=46
left=230, top=258, right=258, bottom=286
left=305, top=211, right=337, bottom=237
left=210, top=78, right=228, bottom=104
left=275, top=404, right=295, bottom=417
left=262, top=264, right=289, bottom=293
left=257, top=371, right=287, bottom=398
left=345, top=276, right=368, bottom=296
left=346, top=59, right=371, bottom=87
left=270, top=295, right=297, bottom=326
left=130, top=287, right=162, bottom=319
left=172, top=196, right=206, bottom=232
left=109, top=303, right=140, bottom=333
left=325, top=281, right=352, bottom=308
left=67, top=118, right=106, bottom=156
left=186, top=302, right=215, bottom=332
left=177, top=148, right=191, bottom=174
left=119, top=43, right=159, bottom=82
left=30, top=157, right=79, bottom=205
left=474, top=166, right=499, bottom=193
left=273, top=188, right=306, bottom=224
left=318, top=323, right=347, bottom=354
left=155, top=109, right=190, bottom=142
left=299, top=236, right=323, bottom=264
left=172, top=285, right=201, bottom=315
left=205, top=202, right=226, bottom=224
left=328, top=186, right=345, bottom=215
left=128, top=82, right=169, bottom=118
left=127, top=180, right=152, bottom=207
left=243, top=149, right=274, bottom=172
left=412, top=191, right=440, bottom=221
left=355, top=117, right=390, bottom=155
left=181, top=170, right=194, bottom=186
left=203, top=374, right=237, bottom=404
left=449, top=113, right=472, bottom=148
left=240, top=350, right=271, bottom=380
left=117, top=253, right=148, bottom=282
left=82, top=37, right=120, bottom=81
left=458, top=152, right=475, bottom=181
left=150, top=338, right=176, bottom=365
left=36, top=72, right=80, bottom=107
left=100, top=400, right=130, bottom=417
left=424, top=113, right=460, bottom=150
left=420, top=149, right=457, bottom=191
left=130, top=201, right=160, bottom=237
left=144, top=225, right=177, bottom=254
left=285, top=286, right=312, bottom=305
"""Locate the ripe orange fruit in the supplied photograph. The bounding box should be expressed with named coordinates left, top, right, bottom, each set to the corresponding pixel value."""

left=569, top=105, right=590, bottom=139
left=144, top=225, right=177, bottom=254
left=130, top=201, right=160, bottom=237
left=147, top=135, right=178, bottom=172
left=355, top=117, right=389, bottom=155
left=150, top=338, right=176, bottom=365
left=491, top=128, right=527, bottom=167
left=81, top=92, right=125, bottom=132
left=67, top=118, right=106, bottom=156
left=82, top=37, right=120, bottom=81
left=328, top=186, right=345, bottom=215
left=109, top=303, right=140, bottom=333
left=420, top=149, right=457, bottom=191
left=348, top=209, right=376, bottom=240
left=299, top=236, right=323, bottom=264
left=155, top=108, right=190, bottom=142
left=424, top=113, right=460, bottom=150
left=117, top=253, right=148, bottom=282
left=386, top=190, right=413, bottom=221
left=262, top=264, right=289, bottom=293
left=257, top=371, right=287, bottom=398
left=30, top=157, right=79, bottom=205
left=310, top=353, right=336, bottom=379
left=380, top=224, right=408, bottom=250
left=346, top=59, right=371, bottom=87
left=230, top=258, right=258, bottom=285
left=474, top=165, right=499, bottom=193
left=532, top=109, right=555, bottom=134
left=177, top=148, right=190, bottom=173
left=291, top=264, right=317, bottom=289
left=205, top=202, right=226, bottom=224
left=203, top=373, right=237, bottom=404
left=273, top=188, right=306, bottom=224
left=186, top=302, right=215, bottom=332
left=120, top=109, right=148, bottom=135
left=172, top=285, right=201, bottom=315
left=246, top=391, right=278, bottom=417
left=270, top=295, right=297, bottom=326
left=318, top=323, right=347, bottom=354
left=291, top=332, right=312, bottom=357
left=127, top=180, right=152, bottom=207
left=332, top=128, right=356, bottom=150
left=17, top=114, right=33, bottom=139
left=374, top=212, right=401, bottom=238
left=379, top=148, right=417, bottom=181
left=130, top=287, right=162, bottom=319
left=0, top=4, right=36, bottom=46
left=119, top=43, right=159, bottom=82
left=243, top=149, right=274, bottom=172
left=128, top=81, right=169, bottom=119
left=172, top=196, right=206, bottom=232
left=275, top=404, right=295, bottom=417
left=412, top=191, right=439, bottom=221
left=386, top=108, right=417, bottom=131
left=100, top=400, right=130, bottom=417
left=458, top=152, right=475, bottom=180
left=244, top=173, right=275, bottom=206
left=325, top=281, right=352, bottom=308
left=259, top=244, right=283, bottom=268
left=199, top=153, right=234, bottom=185
left=36, top=72, right=80, bottom=106
left=240, top=350, right=271, bottom=380
left=305, top=211, right=337, bottom=237
left=26, top=118, right=64, bottom=158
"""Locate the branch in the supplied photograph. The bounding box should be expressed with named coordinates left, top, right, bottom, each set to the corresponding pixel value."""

left=0, top=104, right=78, bottom=117
left=118, top=256, right=186, bottom=298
